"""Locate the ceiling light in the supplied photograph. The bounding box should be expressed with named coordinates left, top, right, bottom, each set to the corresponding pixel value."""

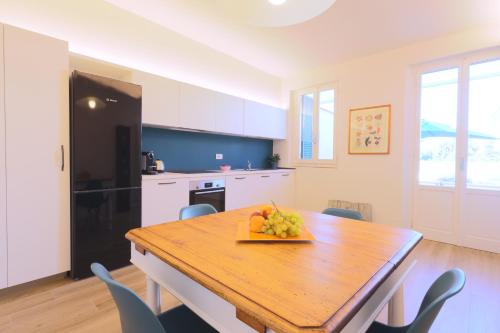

left=217, top=0, right=336, bottom=27
left=268, top=0, right=286, bottom=5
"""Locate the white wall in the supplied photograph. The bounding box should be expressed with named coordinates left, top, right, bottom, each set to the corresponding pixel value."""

left=0, top=0, right=282, bottom=107
left=281, top=24, right=500, bottom=226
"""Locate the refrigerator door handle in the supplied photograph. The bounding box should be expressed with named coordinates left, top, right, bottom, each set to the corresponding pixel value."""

left=61, top=145, right=65, bottom=171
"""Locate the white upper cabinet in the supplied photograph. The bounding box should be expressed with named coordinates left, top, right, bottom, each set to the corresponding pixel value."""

left=215, top=93, right=244, bottom=135
left=131, top=71, right=285, bottom=140
left=244, top=100, right=287, bottom=139
left=0, top=24, right=6, bottom=289
left=4, top=25, right=70, bottom=287
left=131, top=71, right=180, bottom=127
left=179, top=84, right=217, bottom=131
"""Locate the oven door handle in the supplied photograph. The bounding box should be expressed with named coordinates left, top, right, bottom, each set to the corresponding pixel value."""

left=193, top=189, right=225, bottom=195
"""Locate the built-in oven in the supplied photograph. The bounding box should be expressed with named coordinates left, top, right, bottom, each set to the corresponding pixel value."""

left=189, top=179, right=225, bottom=212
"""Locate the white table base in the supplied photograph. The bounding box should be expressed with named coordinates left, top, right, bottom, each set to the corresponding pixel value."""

left=131, top=244, right=415, bottom=333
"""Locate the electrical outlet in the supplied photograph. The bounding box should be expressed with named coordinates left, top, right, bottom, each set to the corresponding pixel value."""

left=216, top=153, right=223, bottom=160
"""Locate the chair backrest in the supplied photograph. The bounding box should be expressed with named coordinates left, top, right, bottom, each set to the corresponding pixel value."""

left=407, top=268, right=466, bottom=333
left=179, top=203, right=217, bottom=220
left=322, top=207, right=364, bottom=220
left=91, top=263, right=166, bottom=333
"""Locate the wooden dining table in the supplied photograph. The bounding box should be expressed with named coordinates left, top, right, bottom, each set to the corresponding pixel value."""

left=126, top=206, right=422, bottom=333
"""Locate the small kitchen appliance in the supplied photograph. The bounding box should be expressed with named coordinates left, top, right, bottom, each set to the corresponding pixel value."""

left=141, top=151, right=157, bottom=174
left=155, top=160, right=165, bottom=173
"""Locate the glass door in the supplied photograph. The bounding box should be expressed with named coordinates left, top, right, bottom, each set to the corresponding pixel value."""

left=413, top=51, right=500, bottom=253
left=413, top=65, right=461, bottom=245
left=459, top=56, right=500, bottom=252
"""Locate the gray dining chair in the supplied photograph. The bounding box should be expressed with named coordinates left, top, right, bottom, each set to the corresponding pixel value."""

left=366, top=268, right=466, bottom=333
left=322, top=207, right=364, bottom=220
left=91, top=263, right=217, bottom=333
left=179, top=203, right=217, bottom=220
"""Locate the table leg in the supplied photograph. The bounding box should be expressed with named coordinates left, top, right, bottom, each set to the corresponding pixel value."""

left=388, top=283, right=404, bottom=326
left=146, top=276, right=161, bottom=315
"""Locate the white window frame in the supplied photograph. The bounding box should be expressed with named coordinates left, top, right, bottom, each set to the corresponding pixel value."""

left=293, top=83, right=337, bottom=167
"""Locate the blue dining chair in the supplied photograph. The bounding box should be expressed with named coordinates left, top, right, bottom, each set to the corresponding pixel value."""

left=179, top=203, right=217, bottom=220
left=90, top=263, right=217, bottom=333
left=366, top=268, right=466, bottom=333
left=322, top=207, right=364, bottom=220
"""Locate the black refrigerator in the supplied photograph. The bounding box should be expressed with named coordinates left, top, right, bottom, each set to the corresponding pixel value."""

left=70, top=71, right=142, bottom=279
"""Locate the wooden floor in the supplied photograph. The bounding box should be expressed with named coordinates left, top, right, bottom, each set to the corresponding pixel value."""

left=0, top=239, right=498, bottom=332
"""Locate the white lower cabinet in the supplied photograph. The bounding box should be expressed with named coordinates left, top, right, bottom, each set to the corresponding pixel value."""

left=254, top=172, right=294, bottom=207
left=225, top=174, right=260, bottom=210
left=273, top=172, right=295, bottom=207
left=142, top=171, right=295, bottom=226
left=225, top=171, right=295, bottom=210
left=142, top=179, right=189, bottom=227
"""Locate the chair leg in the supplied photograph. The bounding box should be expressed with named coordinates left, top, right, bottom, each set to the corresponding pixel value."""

left=388, top=283, right=405, bottom=326
left=146, top=276, right=162, bottom=315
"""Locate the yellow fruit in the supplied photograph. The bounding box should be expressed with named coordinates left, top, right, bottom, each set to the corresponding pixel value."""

left=249, top=215, right=265, bottom=233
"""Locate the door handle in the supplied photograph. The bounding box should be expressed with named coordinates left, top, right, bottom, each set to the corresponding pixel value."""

left=61, top=145, right=64, bottom=171
left=261, top=175, right=270, bottom=178
left=158, top=182, right=176, bottom=185
left=282, top=174, right=289, bottom=177
left=194, top=189, right=225, bottom=195
left=460, top=158, right=465, bottom=172
left=235, top=177, right=246, bottom=180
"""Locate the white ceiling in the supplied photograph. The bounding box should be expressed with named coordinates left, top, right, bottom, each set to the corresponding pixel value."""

left=105, top=0, right=500, bottom=78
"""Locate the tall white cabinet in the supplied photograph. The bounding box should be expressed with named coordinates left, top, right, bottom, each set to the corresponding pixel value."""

left=1, top=24, right=70, bottom=287
left=0, top=24, right=7, bottom=289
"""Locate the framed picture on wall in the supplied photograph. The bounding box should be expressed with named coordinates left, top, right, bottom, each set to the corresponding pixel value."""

left=348, top=104, right=391, bottom=154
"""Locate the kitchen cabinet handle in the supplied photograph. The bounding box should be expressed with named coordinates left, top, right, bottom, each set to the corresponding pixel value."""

left=235, top=177, right=246, bottom=180
left=261, top=175, right=270, bottom=178
left=282, top=174, right=289, bottom=177
left=61, top=145, right=64, bottom=171
left=158, top=182, right=176, bottom=185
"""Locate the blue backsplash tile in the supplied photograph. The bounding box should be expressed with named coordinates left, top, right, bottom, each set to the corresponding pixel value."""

left=142, top=127, right=273, bottom=171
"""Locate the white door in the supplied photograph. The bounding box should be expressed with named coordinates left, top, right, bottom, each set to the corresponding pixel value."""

left=4, top=25, right=70, bottom=286
left=413, top=50, right=500, bottom=253
left=0, top=23, right=7, bottom=289
left=142, top=179, right=189, bottom=226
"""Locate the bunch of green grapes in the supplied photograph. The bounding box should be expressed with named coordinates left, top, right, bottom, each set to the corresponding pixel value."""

left=261, top=210, right=304, bottom=238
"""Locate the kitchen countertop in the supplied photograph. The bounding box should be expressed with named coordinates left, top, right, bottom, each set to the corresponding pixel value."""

left=142, top=168, right=295, bottom=181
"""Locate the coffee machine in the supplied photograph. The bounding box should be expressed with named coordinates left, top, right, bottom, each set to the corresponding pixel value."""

left=141, top=151, right=157, bottom=175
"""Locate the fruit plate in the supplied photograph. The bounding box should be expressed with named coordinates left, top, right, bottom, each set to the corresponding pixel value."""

left=236, top=222, right=316, bottom=242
